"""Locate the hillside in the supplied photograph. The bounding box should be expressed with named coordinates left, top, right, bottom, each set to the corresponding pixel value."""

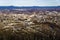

left=0, top=12, right=60, bottom=40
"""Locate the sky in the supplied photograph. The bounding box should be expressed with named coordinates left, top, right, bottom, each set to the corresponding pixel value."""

left=0, top=0, right=60, bottom=6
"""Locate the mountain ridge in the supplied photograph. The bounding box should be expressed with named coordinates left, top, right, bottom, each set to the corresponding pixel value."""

left=0, top=6, right=60, bottom=8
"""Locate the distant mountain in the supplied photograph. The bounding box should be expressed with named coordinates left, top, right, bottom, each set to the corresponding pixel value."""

left=0, top=6, right=60, bottom=8
left=0, top=6, right=60, bottom=11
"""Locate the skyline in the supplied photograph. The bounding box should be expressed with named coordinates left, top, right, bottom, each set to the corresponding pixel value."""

left=0, top=0, right=60, bottom=6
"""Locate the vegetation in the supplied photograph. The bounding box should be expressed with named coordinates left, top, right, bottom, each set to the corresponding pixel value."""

left=0, top=12, right=60, bottom=40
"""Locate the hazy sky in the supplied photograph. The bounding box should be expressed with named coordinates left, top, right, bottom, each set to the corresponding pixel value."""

left=0, top=0, right=60, bottom=6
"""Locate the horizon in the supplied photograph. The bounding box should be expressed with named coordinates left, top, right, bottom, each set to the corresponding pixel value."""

left=0, top=5, right=60, bottom=7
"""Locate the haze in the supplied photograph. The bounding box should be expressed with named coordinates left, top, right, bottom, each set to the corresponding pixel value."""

left=0, top=0, right=60, bottom=6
